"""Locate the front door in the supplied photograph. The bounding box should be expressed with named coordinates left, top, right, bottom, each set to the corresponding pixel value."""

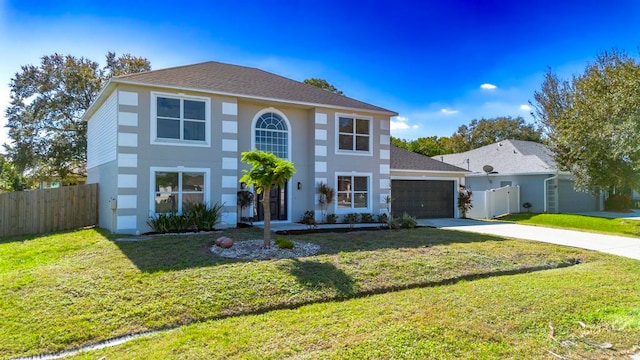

left=256, top=183, right=288, bottom=221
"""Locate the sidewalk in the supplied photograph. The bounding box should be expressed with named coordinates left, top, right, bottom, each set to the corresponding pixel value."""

left=419, top=218, right=640, bottom=261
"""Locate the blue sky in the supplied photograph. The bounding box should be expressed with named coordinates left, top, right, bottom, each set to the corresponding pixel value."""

left=1, top=0, right=640, bottom=149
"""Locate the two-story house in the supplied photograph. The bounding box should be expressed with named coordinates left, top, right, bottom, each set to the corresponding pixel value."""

left=84, top=61, right=399, bottom=234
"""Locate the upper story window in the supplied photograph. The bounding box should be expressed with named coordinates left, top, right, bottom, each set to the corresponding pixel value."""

left=151, top=92, right=210, bottom=146
left=255, top=112, right=288, bottom=159
left=337, top=115, right=371, bottom=154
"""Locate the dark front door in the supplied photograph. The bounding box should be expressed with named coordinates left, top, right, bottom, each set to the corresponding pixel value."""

left=391, top=180, right=454, bottom=218
left=256, top=183, right=288, bottom=221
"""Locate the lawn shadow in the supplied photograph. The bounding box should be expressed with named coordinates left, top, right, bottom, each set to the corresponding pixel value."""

left=112, top=227, right=264, bottom=273
left=287, top=259, right=356, bottom=297
left=113, top=226, right=503, bottom=273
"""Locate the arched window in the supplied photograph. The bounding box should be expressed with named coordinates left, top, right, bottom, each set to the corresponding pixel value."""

left=255, top=112, right=288, bottom=159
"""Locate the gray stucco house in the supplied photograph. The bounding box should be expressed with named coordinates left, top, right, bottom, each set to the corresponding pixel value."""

left=85, top=61, right=401, bottom=234
left=435, top=140, right=600, bottom=214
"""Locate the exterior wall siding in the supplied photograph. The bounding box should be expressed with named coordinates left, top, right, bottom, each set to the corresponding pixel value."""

left=87, top=91, right=117, bottom=169
left=558, top=179, right=599, bottom=213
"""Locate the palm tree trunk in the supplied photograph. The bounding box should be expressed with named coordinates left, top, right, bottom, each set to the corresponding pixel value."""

left=262, top=186, right=271, bottom=248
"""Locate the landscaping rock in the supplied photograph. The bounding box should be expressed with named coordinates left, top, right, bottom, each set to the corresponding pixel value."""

left=211, top=239, right=320, bottom=260
left=219, top=237, right=234, bottom=248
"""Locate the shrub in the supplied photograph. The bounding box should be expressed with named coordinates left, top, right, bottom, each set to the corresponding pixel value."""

left=275, top=237, right=295, bottom=249
left=325, top=213, right=338, bottom=224
left=300, top=210, right=317, bottom=229
left=605, top=193, right=632, bottom=211
left=458, top=187, right=473, bottom=218
left=343, top=213, right=359, bottom=229
left=318, top=182, right=335, bottom=221
left=184, top=202, right=223, bottom=231
left=237, top=190, right=254, bottom=223
left=146, top=202, right=223, bottom=233
left=360, top=213, right=375, bottom=223
left=377, top=213, right=388, bottom=223
left=389, top=212, right=417, bottom=229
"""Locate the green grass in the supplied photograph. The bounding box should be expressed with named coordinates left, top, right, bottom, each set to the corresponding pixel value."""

left=71, top=257, right=640, bottom=359
left=499, top=213, right=640, bottom=238
left=1, top=227, right=638, bottom=359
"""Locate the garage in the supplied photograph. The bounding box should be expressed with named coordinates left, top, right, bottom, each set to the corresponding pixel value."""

left=390, top=145, right=468, bottom=219
left=391, top=180, right=454, bottom=218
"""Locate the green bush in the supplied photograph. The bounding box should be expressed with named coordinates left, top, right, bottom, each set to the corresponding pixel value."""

left=325, top=213, right=338, bottom=224
left=343, top=213, right=359, bottom=229
left=605, top=193, right=632, bottom=211
left=146, top=202, right=223, bottom=233
left=377, top=213, right=388, bottom=223
left=360, top=213, right=375, bottom=223
left=388, top=212, right=417, bottom=229
left=275, top=237, right=295, bottom=249
left=300, top=210, right=317, bottom=229
left=184, top=202, right=224, bottom=231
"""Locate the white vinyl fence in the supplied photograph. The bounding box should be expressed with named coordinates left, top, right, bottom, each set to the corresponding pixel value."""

left=467, top=185, right=520, bottom=219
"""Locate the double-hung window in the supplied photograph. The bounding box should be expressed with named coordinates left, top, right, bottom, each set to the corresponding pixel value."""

left=337, top=115, right=371, bottom=153
left=152, top=93, right=210, bottom=145
left=336, top=175, right=370, bottom=211
left=152, top=169, right=208, bottom=214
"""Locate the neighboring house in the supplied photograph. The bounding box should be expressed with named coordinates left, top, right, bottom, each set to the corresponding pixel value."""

left=84, top=61, right=398, bottom=234
left=390, top=145, right=468, bottom=218
left=435, top=140, right=600, bottom=214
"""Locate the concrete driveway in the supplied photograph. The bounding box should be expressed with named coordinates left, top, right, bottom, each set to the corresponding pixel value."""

left=419, top=218, right=640, bottom=261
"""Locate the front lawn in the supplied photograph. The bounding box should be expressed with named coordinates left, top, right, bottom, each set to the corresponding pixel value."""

left=1, top=227, right=636, bottom=359
left=499, top=213, right=640, bottom=238
left=74, top=255, right=640, bottom=359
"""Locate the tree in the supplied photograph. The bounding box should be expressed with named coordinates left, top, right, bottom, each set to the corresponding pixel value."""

left=303, top=78, right=344, bottom=95
left=392, top=117, right=543, bottom=157
left=532, top=49, right=640, bottom=195
left=0, top=155, right=27, bottom=191
left=448, top=116, right=543, bottom=153
left=4, top=52, right=150, bottom=183
left=240, top=151, right=296, bottom=247
left=391, top=136, right=452, bottom=157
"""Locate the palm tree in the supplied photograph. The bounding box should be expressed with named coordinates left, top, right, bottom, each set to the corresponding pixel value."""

left=240, top=150, right=296, bottom=247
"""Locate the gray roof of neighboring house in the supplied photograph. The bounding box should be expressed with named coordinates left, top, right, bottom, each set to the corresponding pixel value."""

left=391, top=145, right=468, bottom=172
left=112, top=61, right=396, bottom=115
left=434, top=139, right=556, bottom=175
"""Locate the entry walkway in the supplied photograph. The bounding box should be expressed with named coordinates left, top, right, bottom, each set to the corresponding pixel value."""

left=419, top=218, right=640, bottom=261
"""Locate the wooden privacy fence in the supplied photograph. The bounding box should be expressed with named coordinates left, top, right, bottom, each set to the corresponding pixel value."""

left=0, top=183, right=98, bottom=237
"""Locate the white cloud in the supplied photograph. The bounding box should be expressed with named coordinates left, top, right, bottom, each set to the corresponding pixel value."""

left=519, top=104, right=532, bottom=111
left=480, top=83, right=497, bottom=90
left=390, top=116, right=419, bottom=131
left=440, top=108, right=459, bottom=115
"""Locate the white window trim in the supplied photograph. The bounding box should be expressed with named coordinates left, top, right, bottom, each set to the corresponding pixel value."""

left=334, top=172, right=372, bottom=214
left=149, top=166, right=211, bottom=215
left=250, top=107, right=293, bottom=161
left=334, top=113, right=373, bottom=156
left=150, top=91, right=211, bottom=147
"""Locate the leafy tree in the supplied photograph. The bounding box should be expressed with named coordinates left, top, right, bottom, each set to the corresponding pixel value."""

left=4, top=52, right=150, bottom=183
left=448, top=116, right=543, bottom=153
left=303, top=78, right=344, bottom=95
left=240, top=151, right=296, bottom=247
left=0, top=156, right=27, bottom=191
left=392, top=117, right=542, bottom=157
left=391, top=136, right=452, bottom=157
left=532, top=49, right=640, bottom=195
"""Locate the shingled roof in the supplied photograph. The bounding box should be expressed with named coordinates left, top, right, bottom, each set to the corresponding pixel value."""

left=112, top=61, right=396, bottom=115
left=435, top=140, right=556, bottom=175
left=391, top=145, right=468, bottom=172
